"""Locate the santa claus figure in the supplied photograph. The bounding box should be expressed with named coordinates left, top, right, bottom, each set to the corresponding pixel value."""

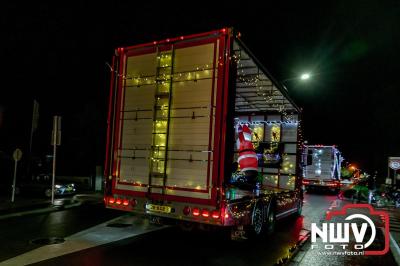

left=236, top=124, right=258, bottom=182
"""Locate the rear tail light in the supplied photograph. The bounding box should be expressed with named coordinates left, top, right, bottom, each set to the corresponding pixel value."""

left=116, top=198, right=122, bottom=205
left=108, top=197, right=115, bottom=204
left=302, top=180, right=310, bottom=185
left=201, top=209, right=210, bottom=218
left=183, top=206, right=191, bottom=215
left=192, top=208, right=200, bottom=216
left=122, top=199, right=129, bottom=206
left=327, top=181, right=339, bottom=187
left=211, top=210, right=220, bottom=219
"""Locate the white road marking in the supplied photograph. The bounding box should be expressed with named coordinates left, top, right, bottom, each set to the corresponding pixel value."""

left=389, top=231, right=400, bottom=266
left=0, top=215, right=167, bottom=266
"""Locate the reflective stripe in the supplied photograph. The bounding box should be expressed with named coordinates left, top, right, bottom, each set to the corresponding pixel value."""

left=238, top=154, right=258, bottom=161
left=276, top=208, right=298, bottom=218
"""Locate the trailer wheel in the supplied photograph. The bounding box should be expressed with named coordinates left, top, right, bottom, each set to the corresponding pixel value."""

left=252, top=204, right=264, bottom=236
left=249, top=203, right=275, bottom=237
left=265, top=206, right=276, bottom=235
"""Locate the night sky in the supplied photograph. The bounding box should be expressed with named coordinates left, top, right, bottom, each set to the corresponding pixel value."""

left=1, top=1, right=399, bottom=181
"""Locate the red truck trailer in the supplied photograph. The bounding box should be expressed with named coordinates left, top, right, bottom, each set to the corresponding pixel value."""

left=104, top=28, right=303, bottom=238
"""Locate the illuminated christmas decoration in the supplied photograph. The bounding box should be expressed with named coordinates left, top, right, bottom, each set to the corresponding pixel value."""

left=251, top=125, right=264, bottom=142
left=150, top=51, right=173, bottom=177
left=271, top=125, right=280, bottom=142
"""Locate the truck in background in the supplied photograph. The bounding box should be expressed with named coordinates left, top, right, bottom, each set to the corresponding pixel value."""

left=302, top=145, right=343, bottom=193
left=104, top=28, right=303, bottom=239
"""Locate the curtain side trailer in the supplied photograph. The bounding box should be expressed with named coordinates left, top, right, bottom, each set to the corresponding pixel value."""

left=104, top=28, right=303, bottom=238
left=302, top=145, right=343, bottom=192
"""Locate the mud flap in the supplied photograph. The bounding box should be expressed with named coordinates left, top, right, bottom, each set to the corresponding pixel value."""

left=230, top=225, right=248, bottom=240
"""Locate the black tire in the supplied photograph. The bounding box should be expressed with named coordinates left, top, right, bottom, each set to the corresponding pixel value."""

left=248, top=202, right=275, bottom=238
left=250, top=203, right=265, bottom=237
left=265, top=205, right=276, bottom=235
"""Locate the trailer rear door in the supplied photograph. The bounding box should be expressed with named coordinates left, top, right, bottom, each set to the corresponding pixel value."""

left=110, top=34, right=225, bottom=203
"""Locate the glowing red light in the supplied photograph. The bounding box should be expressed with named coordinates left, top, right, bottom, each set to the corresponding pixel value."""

left=123, top=199, right=129, bottom=206
left=211, top=210, right=220, bottom=219
left=221, top=28, right=226, bottom=33
left=115, top=198, right=122, bottom=205
left=153, top=41, right=157, bottom=45
left=108, top=198, right=115, bottom=204
left=201, top=209, right=210, bottom=218
left=166, top=38, right=170, bottom=42
left=183, top=206, right=191, bottom=215
left=180, top=36, right=184, bottom=40
left=192, top=208, right=200, bottom=216
left=302, top=180, right=310, bottom=185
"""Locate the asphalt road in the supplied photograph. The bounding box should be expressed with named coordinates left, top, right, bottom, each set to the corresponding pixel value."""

left=0, top=193, right=340, bottom=266
left=0, top=202, right=122, bottom=263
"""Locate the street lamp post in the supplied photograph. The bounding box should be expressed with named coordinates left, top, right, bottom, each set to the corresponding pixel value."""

left=280, top=72, right=312, bottom=91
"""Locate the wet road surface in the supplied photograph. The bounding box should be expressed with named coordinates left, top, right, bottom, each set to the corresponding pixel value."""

left=0, top=193, right=339, bottom=266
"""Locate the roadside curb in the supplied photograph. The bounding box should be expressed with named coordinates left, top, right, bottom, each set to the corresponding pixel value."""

left=0, top=201, right=82, bottom=221
left=0, top=202, right=51, bottom=216
left=388, top=231, right=400, bottom=266
left=276, top=229, right=311, bottom=265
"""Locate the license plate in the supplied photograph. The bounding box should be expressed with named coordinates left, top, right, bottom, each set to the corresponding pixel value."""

left=146, top=204, right=171, bottom=213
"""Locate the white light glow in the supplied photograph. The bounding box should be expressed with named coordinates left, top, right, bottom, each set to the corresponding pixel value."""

left=300, top=73, right=310, bottom=80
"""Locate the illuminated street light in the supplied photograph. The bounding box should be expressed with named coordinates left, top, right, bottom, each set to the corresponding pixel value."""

left=281, top=72, right=312, bottom=83
left=300, top=73, right=310, bottom=80
left=280, top=72, right=312, bottom=91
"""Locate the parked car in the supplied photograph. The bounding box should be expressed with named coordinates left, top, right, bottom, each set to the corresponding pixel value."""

left=16, top=174, right=76, bottom=198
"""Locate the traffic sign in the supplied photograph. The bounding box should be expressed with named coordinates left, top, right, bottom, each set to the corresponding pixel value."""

left=13, top=148, right=23, bottom=161
left=389, top=157, right=400, bottom=170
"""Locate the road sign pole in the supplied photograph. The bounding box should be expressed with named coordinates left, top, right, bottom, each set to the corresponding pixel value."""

left=51, top=138, right=56, bottom=205
left=51, top=116, right=58, bottom=205
left=11, top=160, right=18, bottom=203
left=11, top=148, right=22, bottom=203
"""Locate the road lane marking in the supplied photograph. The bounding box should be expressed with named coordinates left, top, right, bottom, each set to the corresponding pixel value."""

left=0, top=215, right=167, bottom=266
